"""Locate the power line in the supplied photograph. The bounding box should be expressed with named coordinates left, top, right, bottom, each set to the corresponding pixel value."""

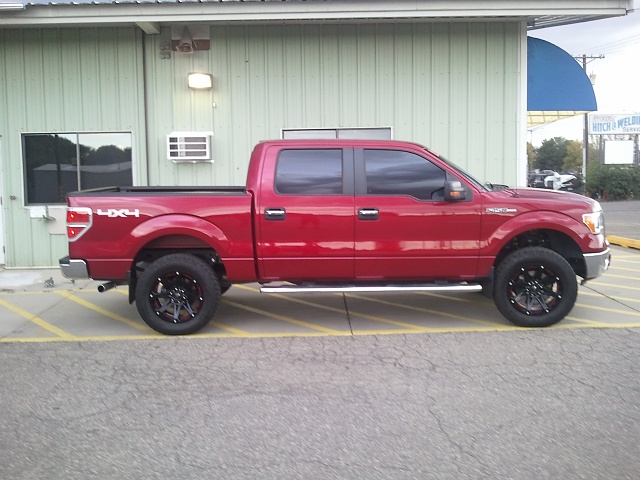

left=571, top=33, right=640, bottom=56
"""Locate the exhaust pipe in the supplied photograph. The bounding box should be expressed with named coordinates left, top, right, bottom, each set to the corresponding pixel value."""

left=97, top=281, right=117, bottom=293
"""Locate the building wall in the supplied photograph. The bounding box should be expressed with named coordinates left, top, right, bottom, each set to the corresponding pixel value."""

left=0, top=21, right=523, bottom=267
left=0, top=27, right=146, bottom=266
left=145, top=22, right=522, bottom=187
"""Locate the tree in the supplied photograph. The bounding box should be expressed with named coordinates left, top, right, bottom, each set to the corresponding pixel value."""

left=527, top=142, right=537, bottom=171
left=535, top=137, right=570, bottom=172
left=563, top=140, right=583, bottom=172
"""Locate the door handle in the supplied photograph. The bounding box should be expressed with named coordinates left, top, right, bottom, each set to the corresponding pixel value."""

left=358, top=208, right=379, bottom=221
left=265, top=208, right=286, bottom=221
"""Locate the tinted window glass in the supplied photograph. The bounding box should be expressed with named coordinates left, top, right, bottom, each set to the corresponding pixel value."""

left=364, top=149, right=446, bottom=200
left=275, top=149, right=343, bottom=195
left=23, top=132, right=133, bottom=205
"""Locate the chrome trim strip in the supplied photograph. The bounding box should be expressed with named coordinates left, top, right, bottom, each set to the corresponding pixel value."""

left=261, top=283, right=482, bottom=294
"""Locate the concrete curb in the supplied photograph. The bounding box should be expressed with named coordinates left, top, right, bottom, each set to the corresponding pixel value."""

left=607, top=236, right=640, bottom=250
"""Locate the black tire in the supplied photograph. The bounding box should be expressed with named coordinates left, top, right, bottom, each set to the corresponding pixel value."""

left=219, top=279, right=232, bottom=295
left=493, top=247, right=577, bottom=328
left=135, top=253, right=221, bottom=335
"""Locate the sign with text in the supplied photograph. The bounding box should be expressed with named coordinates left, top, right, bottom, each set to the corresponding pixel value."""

left=589, top=113, right=640, bottom=135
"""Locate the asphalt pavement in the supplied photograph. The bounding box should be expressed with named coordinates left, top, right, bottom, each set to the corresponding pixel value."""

left=1, top=328, right=639, bottom=479
left=0, top=200, right=639, bottom=479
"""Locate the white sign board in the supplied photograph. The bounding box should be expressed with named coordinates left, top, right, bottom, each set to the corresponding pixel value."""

left=604, top=140, right=634, bottom=165
left=589, top=113, right=640, bottom=135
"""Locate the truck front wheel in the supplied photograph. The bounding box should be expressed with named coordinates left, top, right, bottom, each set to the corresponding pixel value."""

left=493, top=247, right=577, bottom=328
left=135, top=253, right=221, bottom=335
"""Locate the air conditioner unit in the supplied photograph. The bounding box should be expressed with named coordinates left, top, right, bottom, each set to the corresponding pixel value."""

left=167, top=132, right=213, bottom=163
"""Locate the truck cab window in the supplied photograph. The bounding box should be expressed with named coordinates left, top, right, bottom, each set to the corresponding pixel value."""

left=364, top=149, right=446, bottom=200
left=275, top=149, right=343, bottom=195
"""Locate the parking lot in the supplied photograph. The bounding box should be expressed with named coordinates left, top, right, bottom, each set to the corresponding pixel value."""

left=1, top=244, right=638, bottom=342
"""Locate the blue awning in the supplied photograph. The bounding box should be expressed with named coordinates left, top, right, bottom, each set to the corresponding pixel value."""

left=527, top=37, right=597, bottom=126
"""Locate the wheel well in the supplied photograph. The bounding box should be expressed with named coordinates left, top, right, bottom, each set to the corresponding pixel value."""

left=495, top=229, right=586, bottom=278
left=127, top=235, right=227, bottom=303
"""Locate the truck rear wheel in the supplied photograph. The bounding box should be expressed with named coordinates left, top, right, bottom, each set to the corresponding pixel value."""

left=135, top=253, right=221, bottom=335
left=493, top=247, right=577, bottom=328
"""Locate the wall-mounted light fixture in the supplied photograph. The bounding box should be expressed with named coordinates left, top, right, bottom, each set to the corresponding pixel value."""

left=188, top=72, right=214, bottom=90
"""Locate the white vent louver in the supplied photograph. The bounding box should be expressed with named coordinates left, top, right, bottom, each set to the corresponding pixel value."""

left=167, top=132, right=213, bottom=163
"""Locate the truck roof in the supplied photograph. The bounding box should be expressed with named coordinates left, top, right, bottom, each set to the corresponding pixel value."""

left=257, top=138, right=427, bottom=149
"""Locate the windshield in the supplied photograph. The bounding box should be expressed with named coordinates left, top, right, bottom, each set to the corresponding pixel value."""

left=425, top=149, right=489, bottom=191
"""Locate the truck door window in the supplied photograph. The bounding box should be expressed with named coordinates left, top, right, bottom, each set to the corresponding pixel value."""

left=363, top=149, right=446, bottom=200
left=275, top=149, right=343, bottom=195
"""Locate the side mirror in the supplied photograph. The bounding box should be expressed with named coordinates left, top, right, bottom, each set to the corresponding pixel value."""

left=444, top=180, right=466, bottom=201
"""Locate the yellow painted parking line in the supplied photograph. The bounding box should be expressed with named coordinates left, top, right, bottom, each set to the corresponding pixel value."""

left=607, top=265, right=640, bottom=272
left=564, top=317, right=619, bottom=328
left=601, top=273, right=640, bottom=281
left=234, top=284, right=423, bottom=332
left=222, top=299, right=345, bottom=334
left=588, top=281, right=640, bottom=291
left=344, top=293, right=511, bottom=329
left=209, top=318, right=251, bottom=336
left=55, top=291, right=151, bottom=332
left=0, top=298, right=75, bottom=339
left=416, top=292, right=482, bottom=303
left=239, top=284, right=508, bottom=330
left=0, top=333, right=240, bottom=343
left=611, top=255, right=640, bottom=261
left=579, top=290, right=640, bottom=305
left=574, top=302, right=640, bottom=317
left=562, top=317, right=640, bottom=329
left=352, top=325, right=517, bottom=334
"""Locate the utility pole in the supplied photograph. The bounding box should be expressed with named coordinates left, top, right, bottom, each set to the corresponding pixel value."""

left=576, top=54, right=604, bottom=187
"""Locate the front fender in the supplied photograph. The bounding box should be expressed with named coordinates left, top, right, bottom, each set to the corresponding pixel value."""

left=483, top=211, right=595, bottom=256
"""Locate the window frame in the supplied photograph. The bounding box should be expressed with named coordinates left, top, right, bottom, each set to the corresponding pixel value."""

left=21, top=131, right=135, bottom=206
left=273, top=148, right=354, bottom=196
left=356, top=148, right=448, bottom=201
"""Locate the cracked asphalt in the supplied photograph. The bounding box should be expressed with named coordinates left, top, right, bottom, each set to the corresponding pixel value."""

left=1, top=199, right=638, bottom=479
left=1, top=328, right=639, bottom=479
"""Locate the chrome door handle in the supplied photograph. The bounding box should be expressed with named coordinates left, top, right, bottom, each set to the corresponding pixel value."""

left=265, top=208, right=286, bottom=221
left=358, top=208, right=379, bottom=220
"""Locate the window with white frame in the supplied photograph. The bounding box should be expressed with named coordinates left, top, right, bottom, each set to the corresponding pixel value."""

left=22, top=132, right=133, bottom=205
left=282, top=127, right=392, bottom=140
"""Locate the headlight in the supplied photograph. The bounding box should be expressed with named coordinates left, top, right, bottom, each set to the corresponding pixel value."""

left=582, top=210, right=605, bottom=235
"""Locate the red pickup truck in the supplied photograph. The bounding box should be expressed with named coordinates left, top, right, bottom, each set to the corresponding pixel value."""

left=60, top=139, right=610, bottom=335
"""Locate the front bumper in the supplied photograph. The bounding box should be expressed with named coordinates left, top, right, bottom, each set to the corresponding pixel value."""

left=583, top=248, right=611, bottom=280
left=59, top=256, right=89, bottom=279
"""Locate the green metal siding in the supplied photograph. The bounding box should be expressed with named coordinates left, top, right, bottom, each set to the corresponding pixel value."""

left=0, top=27, right=146, bottom=266
left=145, top=22, right=521, bottom=187
left=0, top=21, right=522, bottom=267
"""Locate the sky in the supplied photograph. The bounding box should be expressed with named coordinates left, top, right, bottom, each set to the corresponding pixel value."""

left=528, top=3, right=640, bottom=146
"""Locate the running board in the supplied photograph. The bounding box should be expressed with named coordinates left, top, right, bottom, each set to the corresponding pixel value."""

left=260, top=283, right=482, bottom=294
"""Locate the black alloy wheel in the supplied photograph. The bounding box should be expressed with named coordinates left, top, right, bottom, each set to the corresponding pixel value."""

left=135, top=253, right=221, bottom=335
left=493, top=247, right=578, bottom=328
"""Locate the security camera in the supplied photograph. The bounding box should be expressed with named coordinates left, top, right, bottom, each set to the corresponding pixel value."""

left=177, top=26, right=196, bottom=53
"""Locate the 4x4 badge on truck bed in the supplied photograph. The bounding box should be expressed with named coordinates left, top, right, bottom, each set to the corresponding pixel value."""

left=485, top=208, right=518, bottom=214
left=96, top=209, right=141, bottom=218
